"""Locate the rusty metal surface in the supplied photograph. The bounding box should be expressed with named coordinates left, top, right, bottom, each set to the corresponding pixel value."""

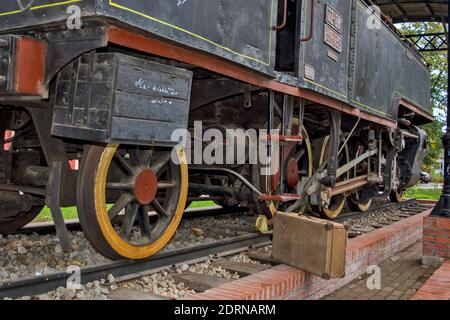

left=298, top=0, right=431, bottom=120
left=299, top=0, right=352, bottom=102
left=0, top=35, right=45, bottom=96
left=99, top=0, right=277, bottom=75
left=14, top=37, right=46, bottom=95
left=0, top=0, right=96, bottom=32
left=106, top=26, right=401, bottom=129
left=351, top=1, right=431, bottom=118
left=52, top=52, right=193, bottom=146
left=0, top=0, right=434, bottom=125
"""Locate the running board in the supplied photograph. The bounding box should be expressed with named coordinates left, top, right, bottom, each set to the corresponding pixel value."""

left=259, top=194, right=302, bottom=202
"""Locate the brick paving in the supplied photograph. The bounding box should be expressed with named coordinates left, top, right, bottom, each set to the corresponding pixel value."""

left=412, top=261, right=450, bottom=300
left=323, top=242, right=439, bottom=300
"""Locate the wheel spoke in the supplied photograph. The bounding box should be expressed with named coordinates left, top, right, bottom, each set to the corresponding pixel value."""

left=151, top=199, right=170, bottom=218
left=292, top=149, right=305, bottom=162
left=152, top=153, right=171, bottom=175
left=130, top=148, right=155, bottom=167
left=141, top=149, right=154, bottom=168
left=138, top=206, right=152, bottom=239
left=158, top=181, right=176, bottom=189
left=106, top=182, right=134, bottom=190
left=114, top=152, right=134, bottom=176
left=108, top=193, right=134, bottom=220
left=121, top=203, right=140, bottom=239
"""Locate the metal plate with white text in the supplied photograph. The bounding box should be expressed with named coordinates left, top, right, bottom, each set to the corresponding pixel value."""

left=324, top=24, right=342, bottom=53
left=325, top=4, right=344, bottom=33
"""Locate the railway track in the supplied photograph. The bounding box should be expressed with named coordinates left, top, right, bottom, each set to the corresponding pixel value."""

left=0, top=232, right=271, bottom=299
left=16, top=206, right=249, bottom=236
left=102, top=198, right=436, bottom=300
left=335, top=198, right=420, bottom=223
left=336, top=199, right=434, bottom=238
left=0, top=199, right=434, bottom=300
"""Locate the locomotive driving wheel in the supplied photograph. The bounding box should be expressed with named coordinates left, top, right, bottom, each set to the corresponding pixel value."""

left=253, top=122, right=313, bottom=216
left=390, top=190, right=404, bottom=203
left=313, top=136, right=350, bottom=219
left=390, top=166, right=404, bottom=203
left=77, top=144, right=188, bottom=260
left=348, top=145, right=372, bottom=212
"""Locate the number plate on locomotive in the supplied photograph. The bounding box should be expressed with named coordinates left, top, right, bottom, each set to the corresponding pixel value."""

left=325, top=4, right=344, bottom=33
left=324, top=24, right=342, bottom=53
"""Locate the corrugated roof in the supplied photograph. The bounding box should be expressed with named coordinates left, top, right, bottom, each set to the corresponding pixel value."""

left=371, top=0, right=448, bottom=23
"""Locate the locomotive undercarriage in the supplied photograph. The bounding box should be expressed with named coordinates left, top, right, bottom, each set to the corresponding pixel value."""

left=0, top=22, right=429, bottom=259
left=0, top=58, right=428, bottom=259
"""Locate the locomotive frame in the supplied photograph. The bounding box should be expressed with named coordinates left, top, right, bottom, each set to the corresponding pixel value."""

left=0, top=0, right=433, bottom=263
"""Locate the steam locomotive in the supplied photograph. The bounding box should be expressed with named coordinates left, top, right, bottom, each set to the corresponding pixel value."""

left=0, top=0, right=431, bottom=260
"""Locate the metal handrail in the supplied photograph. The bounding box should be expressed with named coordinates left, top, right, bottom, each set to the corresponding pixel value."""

left=274, top=0, right=289, bottom=31
left=300, top=0, right=314, bottom=42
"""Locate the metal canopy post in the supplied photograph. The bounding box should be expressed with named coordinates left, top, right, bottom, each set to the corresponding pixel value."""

left=432, top=24, right=450, bottom=217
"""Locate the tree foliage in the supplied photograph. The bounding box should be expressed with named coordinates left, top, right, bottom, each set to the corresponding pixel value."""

left=400, top=22, right=448, bottom=172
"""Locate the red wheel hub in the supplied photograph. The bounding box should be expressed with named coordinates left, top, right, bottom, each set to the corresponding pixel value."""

left=134, top=169, right=158, bottom=205
left=286, top=159, right=300, bottom=188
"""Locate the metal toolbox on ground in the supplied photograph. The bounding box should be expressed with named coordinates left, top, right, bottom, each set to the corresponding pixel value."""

left=52, top=52, right=193, bottom=147
left=272, top=212, right=347, bottom=279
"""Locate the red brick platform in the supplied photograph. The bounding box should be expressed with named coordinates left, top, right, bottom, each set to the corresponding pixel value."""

left=412, top=261, right=450, bottom=300
left=185, top=208, right=432, bottom=300
left=423, top=215, right=450, bottom=260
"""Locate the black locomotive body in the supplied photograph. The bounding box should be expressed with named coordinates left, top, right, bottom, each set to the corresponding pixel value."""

left=0, top=0, right=433, bottom=261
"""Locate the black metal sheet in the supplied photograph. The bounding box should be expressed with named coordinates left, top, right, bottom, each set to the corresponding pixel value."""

left=99, top=0, right=277, bottom=75
left=352, top=1, right=430, bottom=117
left=0, top=1, right=277, bottom=75
left=52, top=52, right=192, bottom=146
left=0, top=0, right=95, bottom=32
left=298, top=0, right=353, bottom=103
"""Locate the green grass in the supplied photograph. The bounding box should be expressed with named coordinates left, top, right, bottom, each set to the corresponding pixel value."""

left=33, top=200, right=218, bottom=223
left=405, top=187, right=441, bottom=201
left=188, top=200, right=217, bottom=209
left=34, top=206, right=79, bottom=223
left=34, top=188, right=441, bottom=223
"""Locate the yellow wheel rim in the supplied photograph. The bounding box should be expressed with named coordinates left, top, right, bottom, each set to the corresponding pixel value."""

left=94, top=144, right=188, bottom=260
left=323, top=199, right=346, bottom=219
left=319, top=136, right=349, bottom=219
left=357, top=199, right=372, bottom=212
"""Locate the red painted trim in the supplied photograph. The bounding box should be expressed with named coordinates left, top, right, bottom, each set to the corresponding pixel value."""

left=106, top=25, right=398, bottom=129
left=14, top=37, right=46, bottom=96
left=399, top=99, right=434, bottom=123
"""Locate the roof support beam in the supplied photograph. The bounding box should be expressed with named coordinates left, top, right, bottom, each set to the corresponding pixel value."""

left=404, top=32, right=448, bottom=52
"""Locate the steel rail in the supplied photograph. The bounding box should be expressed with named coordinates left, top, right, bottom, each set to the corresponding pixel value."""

left=334, top=198, right=420, bottom=223
left=0, top=232, right=271, bottom=299
left=16, top=206, right=250, bottom=236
